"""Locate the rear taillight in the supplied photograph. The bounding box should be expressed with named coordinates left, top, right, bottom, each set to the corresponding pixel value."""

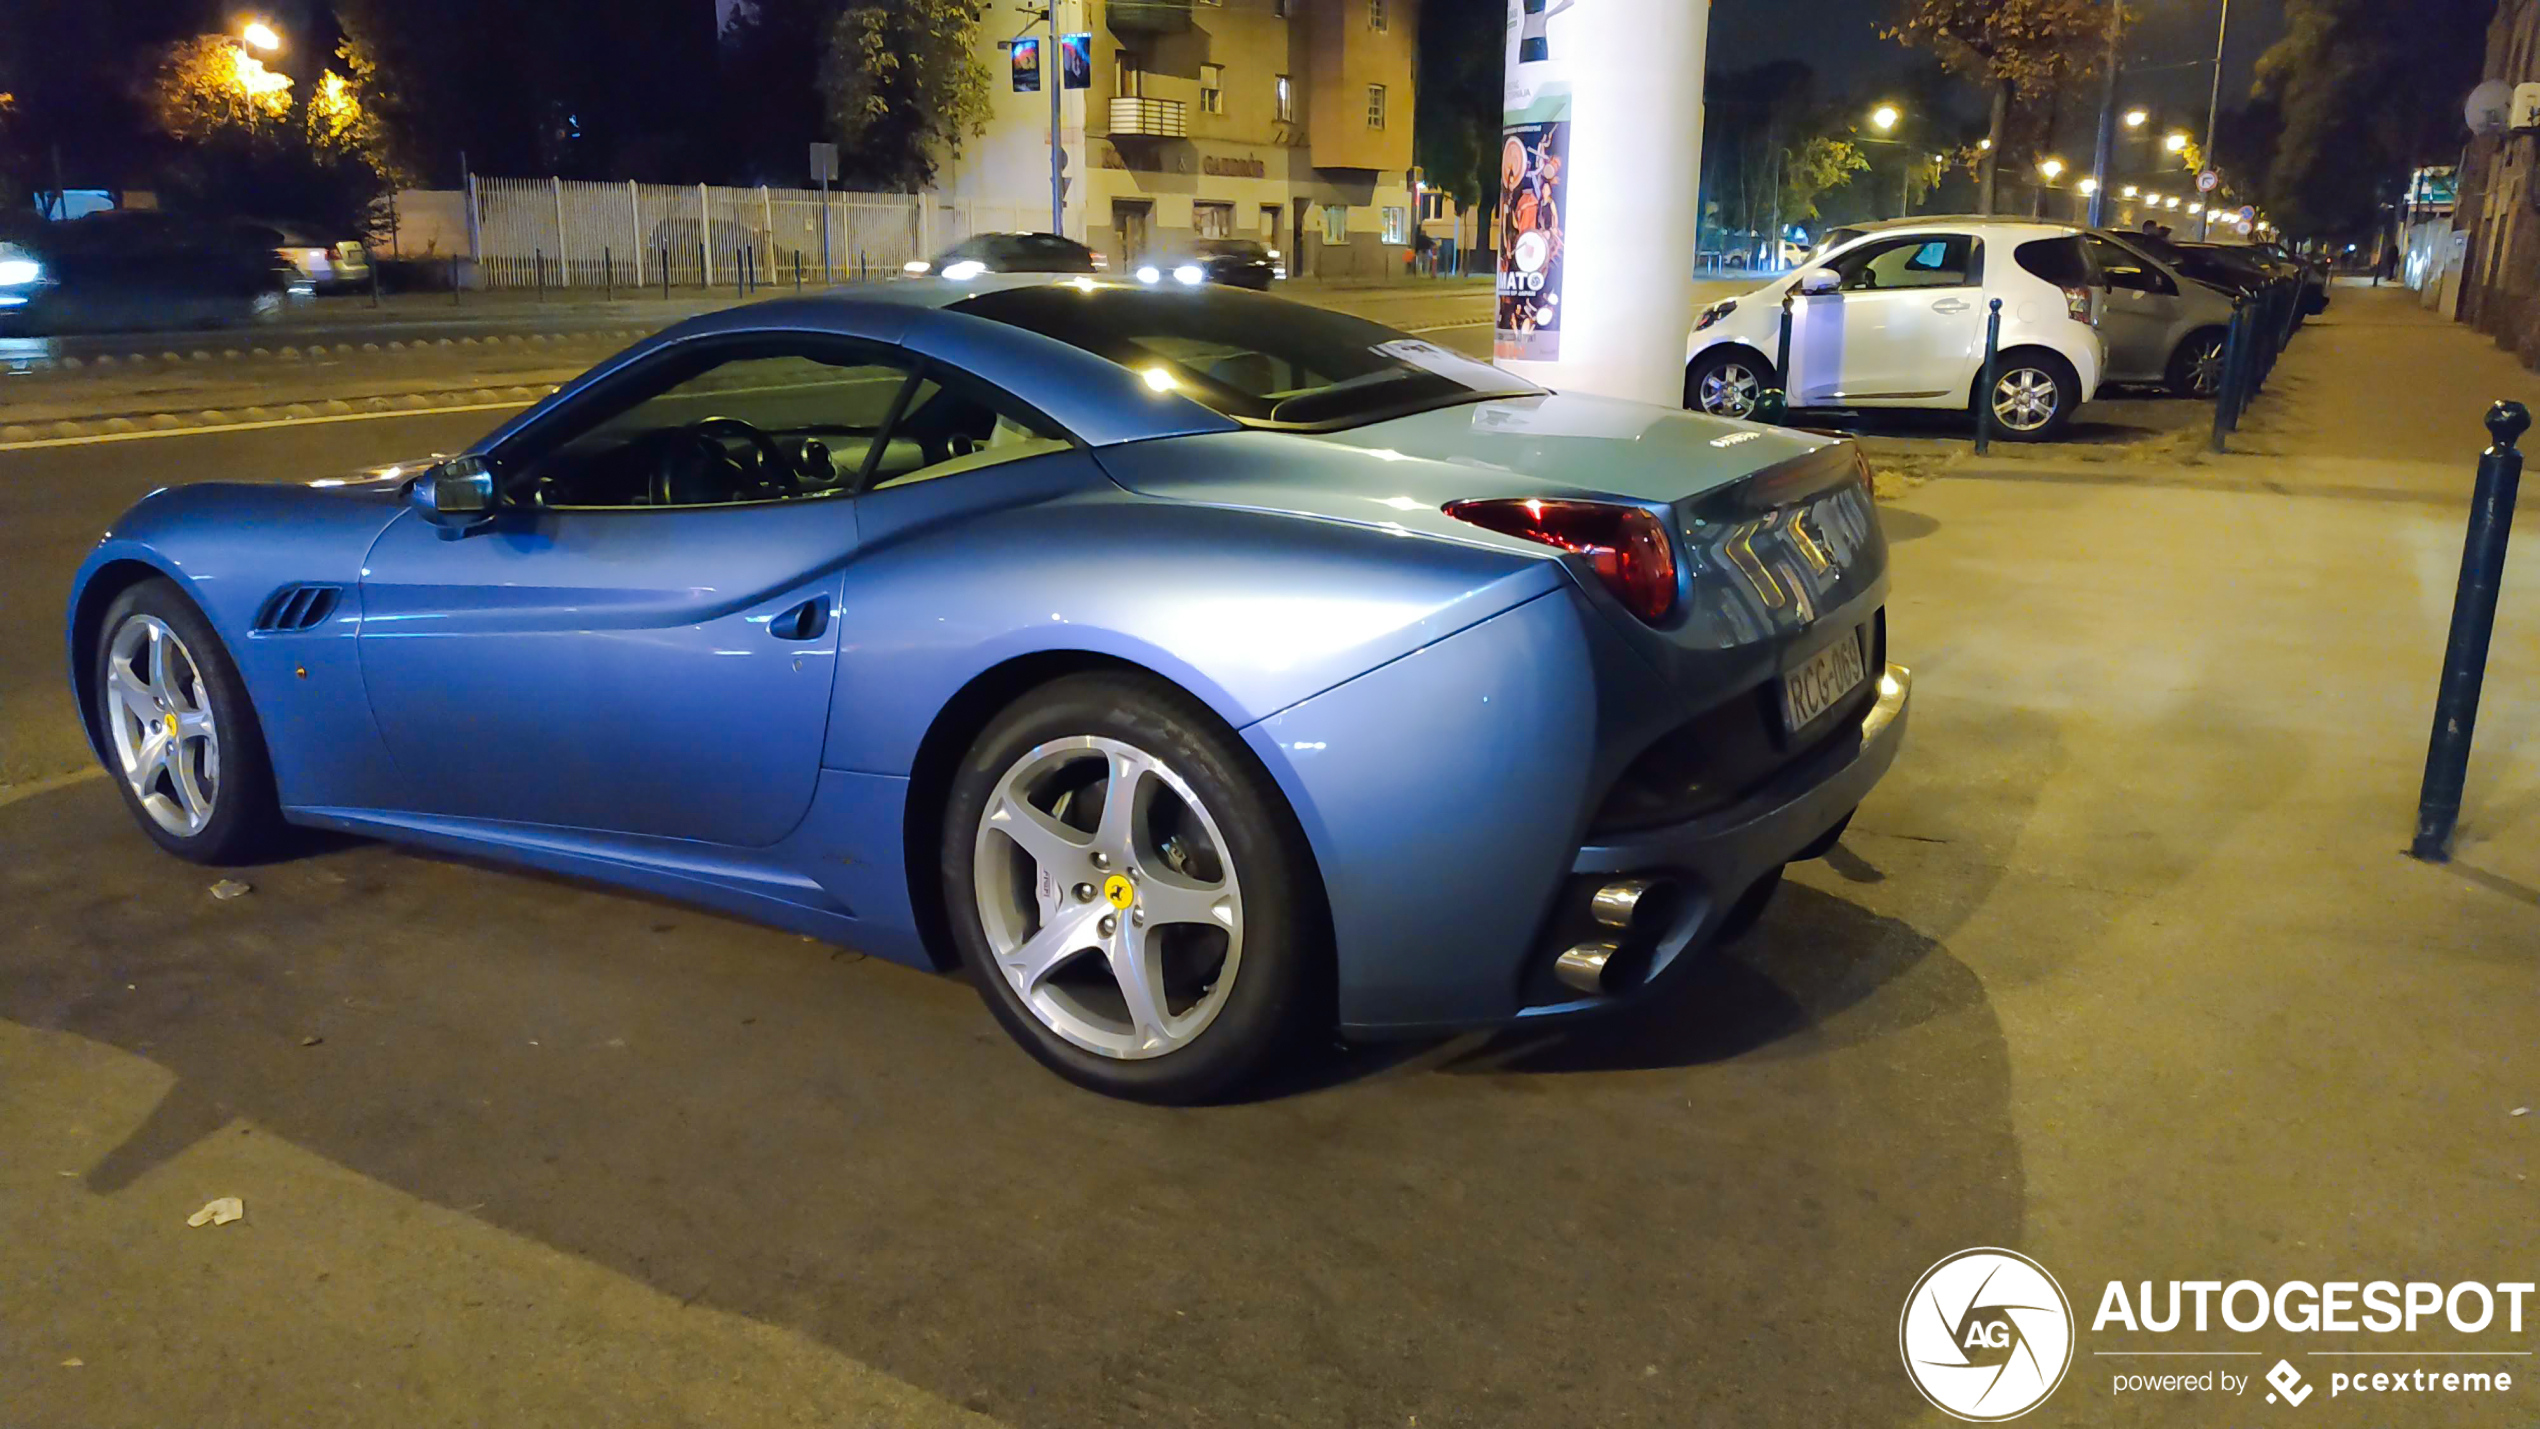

left=1443, top=498, right=1678, bottom=622
left=2063, top=284, right=2094, bottom=323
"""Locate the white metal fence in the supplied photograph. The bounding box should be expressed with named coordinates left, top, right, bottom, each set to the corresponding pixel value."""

left=464, top=177, right=1045, bottom=290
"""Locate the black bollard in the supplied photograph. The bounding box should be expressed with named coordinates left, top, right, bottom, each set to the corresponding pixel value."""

left=450, top=253, right=460, bottom=305
left=2209, top=302, right=2245, bottom=453
left=662, top=247, right=671, bottom=300
left=2410, top=400, right=2530, bottom=861
left=534, top=247, right=544, bottom=301
left=1751, top=292, right=1795, bottom=426
left=603, top=246, right=613, bottom=300
left=1974, top=297, right=2004, bottom=456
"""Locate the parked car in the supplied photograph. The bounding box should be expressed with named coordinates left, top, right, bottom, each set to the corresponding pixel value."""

left=2082, top=230, right=2238, bottom=397
left=1136, top=237, right=1276, bottom=290
left=0, top=211, right=302, bottom=336
left=2247, top=239, right=2332, bottom=314
left=66, top=277, right=1908, bottom=1103
left=903, top=231, right=1100, bottom=279
left=1686, top=219, right=2107, bottom=441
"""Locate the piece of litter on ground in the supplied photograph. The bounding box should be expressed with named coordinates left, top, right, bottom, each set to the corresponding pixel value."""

left=185, top=1197, right=243, bottom=1228
left=60, top=1358, right=82, bottom=1368
left=299, top=1035, right=323, bottom=1047
left=208, top=880, right=252, bottom=901
left=2514, top=1107, right=2530, bottom=1117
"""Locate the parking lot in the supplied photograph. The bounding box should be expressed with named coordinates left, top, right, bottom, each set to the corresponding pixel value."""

left=3, top=282, right=2534, bottom=1426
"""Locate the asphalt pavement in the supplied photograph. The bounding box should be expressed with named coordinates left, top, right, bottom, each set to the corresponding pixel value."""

left=1, top=282, right=2533, bottom=1427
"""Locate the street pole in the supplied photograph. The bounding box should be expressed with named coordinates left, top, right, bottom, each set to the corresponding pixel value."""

left=2198, top=0, right=2231, bottom=240
left=1040, top=6, right=1064, bottom=234
left=2088, top=0, right=2121, bottom=229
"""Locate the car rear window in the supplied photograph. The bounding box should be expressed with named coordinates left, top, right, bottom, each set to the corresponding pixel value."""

left=980, top=235, right=1096, bottom=272
left=2013, top=236, right=2093, bottom=287
left=953, top=284, right=1541, bottom=430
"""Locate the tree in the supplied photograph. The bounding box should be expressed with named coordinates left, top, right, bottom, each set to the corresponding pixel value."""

left=818, top=0, right=992, bottom=192
left=1884, top=0, right=2112, bottom=213
left=145, top=33, right=394, bottom=234
left=1416, top=0, right=1503, bottom=218
left=2251, top=0, right=2490, bottom=239
left=1783, top=135, right=1871, bottom=223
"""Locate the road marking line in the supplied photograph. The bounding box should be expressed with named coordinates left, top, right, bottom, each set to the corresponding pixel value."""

left=1403, top=319, right=1494, bottom=333
left=0, top=399, right=539, bottom=453
left=0, top=767, right=106, bottom=809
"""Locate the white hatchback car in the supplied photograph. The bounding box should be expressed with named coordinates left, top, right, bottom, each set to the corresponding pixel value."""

left=1685, top=220, right=2107, bottom=442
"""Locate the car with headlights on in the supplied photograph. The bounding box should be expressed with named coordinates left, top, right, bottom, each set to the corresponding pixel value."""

left=902, top=231, right=1101, bottom=281
left=66, top=278, right=1908, bottom=1102
left=1136, top=238, right=1276, bottom=290
left=1687, top=219, right=2106, bottom=441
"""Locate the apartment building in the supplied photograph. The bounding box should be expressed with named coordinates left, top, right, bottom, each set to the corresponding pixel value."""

left=937, top=0, right=1421, bottom=279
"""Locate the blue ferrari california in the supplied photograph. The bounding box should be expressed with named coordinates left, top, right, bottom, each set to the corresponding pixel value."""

left=66, top=277, right=1908, bottom=1100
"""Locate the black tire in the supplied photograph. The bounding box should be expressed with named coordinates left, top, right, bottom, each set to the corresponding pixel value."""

left=941, top=671, right=1322, bottom=1103
left=90, top=578, right=287, bottom=864
left=2165, top=328, right=2229, bottom=399
left=1686, top=349, right=1773, bottom=418
left=1978, top=349, right=2082, bottom=443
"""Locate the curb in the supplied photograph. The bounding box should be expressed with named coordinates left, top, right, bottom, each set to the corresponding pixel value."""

left=0, top=327, right=649, bottom=379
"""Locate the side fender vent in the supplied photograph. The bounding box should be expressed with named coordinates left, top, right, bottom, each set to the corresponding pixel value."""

left=253, top=583, right=344, bottom=633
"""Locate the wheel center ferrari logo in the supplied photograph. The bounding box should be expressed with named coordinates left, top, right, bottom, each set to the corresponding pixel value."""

left=1102, top=874, right=1135, bottom=909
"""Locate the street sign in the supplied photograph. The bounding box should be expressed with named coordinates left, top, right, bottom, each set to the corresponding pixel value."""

left=2239, top=205, right=2256, bottom=222
left=2235, top=220, right=2254, bottom=236
left=2196, top=169, right=2220, bottom=193
left=808, top=143, right=838, bottom=184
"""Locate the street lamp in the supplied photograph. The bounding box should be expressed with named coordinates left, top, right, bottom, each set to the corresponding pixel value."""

left=1870, top=104, right=1900, bottom=133
left=2187, top=202, right=2203, bottom=215
left=241, top=18, right=280, bottom=51
left=2164, top=132, right=2190, bottom=154
left=2077, top=177, right=2099, bottom=196
left=2124, top=108, right=2149, bottom=128
left=2122, top=185, right=2139, bottom=198
left=2037, top=158, right=2065, bottom=182
left=2165, top=195, right=2181, bottom=209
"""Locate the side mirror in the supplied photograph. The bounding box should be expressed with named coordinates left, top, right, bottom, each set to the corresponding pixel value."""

left=1797, top=268, right=1841, bottom=295
left=412, top=455, right=498, bottom=538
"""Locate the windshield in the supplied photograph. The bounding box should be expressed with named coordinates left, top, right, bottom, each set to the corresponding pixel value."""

left=952, top=285, right=1540, bottom=430
left=1195, top=239, right=1265, bottom=259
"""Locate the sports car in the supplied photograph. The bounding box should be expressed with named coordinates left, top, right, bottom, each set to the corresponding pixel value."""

left=65, top=277, right=1910, bottom=1102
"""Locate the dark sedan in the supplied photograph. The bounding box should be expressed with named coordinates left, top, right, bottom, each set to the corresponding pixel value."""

left=1136, top=239, right=1277, bottom=291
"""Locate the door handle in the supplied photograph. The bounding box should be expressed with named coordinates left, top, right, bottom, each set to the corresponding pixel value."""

left=1930, top=298, right=1971, bottom=314
left=770, top=599, right=829, bottom=641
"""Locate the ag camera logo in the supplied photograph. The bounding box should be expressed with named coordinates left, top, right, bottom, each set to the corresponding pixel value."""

left=1901, top=1248, right=2076, bottom=1421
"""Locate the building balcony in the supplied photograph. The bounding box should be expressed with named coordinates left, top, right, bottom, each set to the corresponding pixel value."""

left=1109, top=96, right=1189, bottom=139
left=1106, top=0, right=1193, bottom=35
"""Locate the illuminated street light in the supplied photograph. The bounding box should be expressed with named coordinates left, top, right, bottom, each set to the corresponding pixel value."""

left=2124, top=108, right=2149, bottom=128
left=2037, top=157, right=2065, bottom=181
left=2077, top=177, right=2100, bottom=196
left=241, top=19, right=281, bottom=51
left=2122, top=185, right=2139, bottom=198
left=2187, top=202, right=2203, bottom=215
left=2165, top=195, right=2181, bottom=209
left=1870, top=104, right=1900, bottom=133
left=2164, top=132, right=2190, bottom=154
left=1978, top=137, right=1993, bottom=151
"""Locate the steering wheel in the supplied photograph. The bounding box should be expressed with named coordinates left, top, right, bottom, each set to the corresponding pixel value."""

left=649, top=416, right=790, bottom=505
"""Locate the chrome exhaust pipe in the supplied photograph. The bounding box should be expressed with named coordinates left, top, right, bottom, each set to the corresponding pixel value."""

left=1554, top=942, right=1617, bottom=996
left=1591, top=877, right=1668, bottom=930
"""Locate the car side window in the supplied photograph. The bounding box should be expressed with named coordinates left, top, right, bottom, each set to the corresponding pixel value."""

left=1833, top=234, right=1976, bottom=291
left=865, top=369, right=1072, bottom=491
left=2086, top=237, right=2176, bottom=295
left=512, top=344, right=916, bottom=510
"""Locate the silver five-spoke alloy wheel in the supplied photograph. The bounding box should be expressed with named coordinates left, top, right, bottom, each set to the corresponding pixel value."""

left=1697, top=361, right=1762, bottom=418
left=972, top=735, right=1243, bottom=1061
left=102, top=613, right=221, bottom=837
left=1992, top=366, right=2063, bottom=433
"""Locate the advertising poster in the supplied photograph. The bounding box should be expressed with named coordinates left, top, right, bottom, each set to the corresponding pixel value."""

left=1497, top=0, right=1577, bottom=362
left=1061, top=33, right=1092, bottom=91
left=1009, top=36, right=1041, bottom=93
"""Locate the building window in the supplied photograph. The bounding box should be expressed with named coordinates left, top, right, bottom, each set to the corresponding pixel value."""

left=1370, top=0, right=1388, bottom=30
left=1381, top=206, right=1409, bottom=244
left=1275, top=74, right=1293, bottom=124
left=1200, top=63, right=1224, bottom=115
left=1195, top=202, right=1234, bottom=238
left=1323, top=205, right=1350, bottom=245
left=1366, top=84, right=1387, bottom=130
left=1117, top=54, right=1143, bottom=98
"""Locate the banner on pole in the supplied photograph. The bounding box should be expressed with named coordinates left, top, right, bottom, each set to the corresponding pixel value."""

left=1497, top=0, right=1577, bottom=362
left=1009, top=37, right=1041, bottom=93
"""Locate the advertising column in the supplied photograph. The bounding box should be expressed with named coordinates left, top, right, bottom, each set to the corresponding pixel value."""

left=1494, top=0, right=1710, bottom=408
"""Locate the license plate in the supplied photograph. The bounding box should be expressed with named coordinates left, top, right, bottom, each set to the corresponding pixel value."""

left=1782, top=630, right=1868, bottom=731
